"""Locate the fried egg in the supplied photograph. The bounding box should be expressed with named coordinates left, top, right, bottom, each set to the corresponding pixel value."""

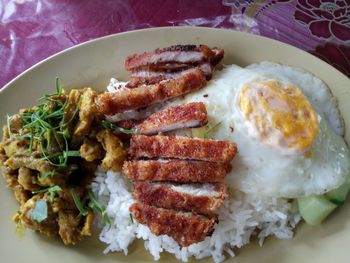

left=183, top=62, right=350, bottom=198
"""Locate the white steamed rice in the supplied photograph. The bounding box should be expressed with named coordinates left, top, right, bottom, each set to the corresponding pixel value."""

left=91, top=167, right=301, bottom=263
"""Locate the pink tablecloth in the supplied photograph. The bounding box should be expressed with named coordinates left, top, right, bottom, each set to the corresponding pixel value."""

left=0, top=0, right=349, bottom=88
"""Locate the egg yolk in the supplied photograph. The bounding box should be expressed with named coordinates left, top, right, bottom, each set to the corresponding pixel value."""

left=239, top=80, right=319, bottom=151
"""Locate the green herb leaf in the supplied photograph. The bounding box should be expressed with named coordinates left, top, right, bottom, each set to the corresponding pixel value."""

left=14, top=78, right=81, bottom=167
left=30, top=200, right=48, bottom=222
left=129, top=213, right=134, bottom=224
left=101, top=120, right=138, bottom=134
left=70, top=188, right=88, bottom=216
left=64, top=150, right=80, bottom=157
left=55, top=77, right=63, bottom=96
left=33, top=185, right=62, bottom=203
left=39, top=170, right=56, bottom=180
left=6, top=115, right=12, bottom=137
left=203, top=121, right=222, bottom=139
left=88, top=190, right=110, bottom=226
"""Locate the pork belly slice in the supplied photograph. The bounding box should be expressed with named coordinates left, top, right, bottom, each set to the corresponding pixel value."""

left=96, top=68, right=206, bottom=115
left=129, top=135, right=237, bottom=162
left=133, top=182, right=227, bottom=215
left=126, top=63, right=212, bottom=88
left=125, top=45, right=223, bottom=71
left=122, top=159, right=230, bottom=183
left=129, top=202, right=217, bottom=247
left=135, top=102, right=207, bottom=135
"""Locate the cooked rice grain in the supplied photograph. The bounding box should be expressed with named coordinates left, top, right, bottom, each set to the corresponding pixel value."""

left=91, top=168, right=300, bottom=262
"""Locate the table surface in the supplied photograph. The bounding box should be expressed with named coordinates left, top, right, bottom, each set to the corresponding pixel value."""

left=0, top=0, right=349, bottom=88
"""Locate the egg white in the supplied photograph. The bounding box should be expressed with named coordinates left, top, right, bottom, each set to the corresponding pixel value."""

left=183, top=63, right=350, bottom=198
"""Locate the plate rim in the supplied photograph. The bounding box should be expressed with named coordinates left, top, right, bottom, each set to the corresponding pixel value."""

left=1, top=25, right=350, bottom=263
left=1, top=26, right=348, bottom=94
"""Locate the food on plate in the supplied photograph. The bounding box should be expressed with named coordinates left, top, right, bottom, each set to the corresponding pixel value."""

left=185, top=62, right=350, bottom=198
left=92, top=46, right=350, bottom=262
left=132, top=182, right=227, bottom=215
left=124, top=44, right=224, bottom=87
left=125, top=44, right=223, bottom=71
left=135, top=102, right=208, bottom=135
left=96, top=67, right=207, bottom=115
left=130, top=202, right=217, bottom=247
left=129, top=134, right=237, bottom=162
left=0, top=84, right=126, bottom=245
left=126, top=108, right=234, bottom=246
left=122, top=159, right=230, bottom=182
left=1, top=44, right=350, bottom=263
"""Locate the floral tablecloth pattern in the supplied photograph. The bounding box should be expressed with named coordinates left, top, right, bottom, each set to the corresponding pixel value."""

left=0, top=0, right=349, bottom=88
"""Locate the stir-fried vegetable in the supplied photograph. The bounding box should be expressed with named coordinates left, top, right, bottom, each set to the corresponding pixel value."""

left=1, top=78, right=127, bottom=245
left=33, top=185, right=62, bottom=203
left=18, top=84, right=81, bottom=166
left=88, top=190, right=110, bottom=226
left=70, top=188, right=88, bottom=216
left=70, top=188, right=110, bottom=225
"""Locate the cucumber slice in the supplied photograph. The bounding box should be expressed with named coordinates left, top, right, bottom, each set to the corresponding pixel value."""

left=325, top=177, right=350, bottom=205
left=298, top=195, right=337, bottom=225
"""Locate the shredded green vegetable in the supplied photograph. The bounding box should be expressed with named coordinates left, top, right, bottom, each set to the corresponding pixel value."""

left=38, top=170, right=56, bottom=180
left=69, top=189, right=111, bottom=225
left=8, top=78, right=82, bottom=167
left=129, top=213, right=134, bottom=224
left=88, top=190, right=110, bottom=226
left=101, top=120, right=138, bottom=134
left=70, top=188, right=88, bottom=216
left=33, top=185, right=62, bottom=203
left=6, top=115, right=12, bottom=137
left=203, top=121, right=222, bottom=139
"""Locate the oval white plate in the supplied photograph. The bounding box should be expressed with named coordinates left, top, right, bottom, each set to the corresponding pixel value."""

left=1, top=27, right=350, bottom=263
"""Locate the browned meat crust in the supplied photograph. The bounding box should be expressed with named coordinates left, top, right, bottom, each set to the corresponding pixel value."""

left=210, top=48, right=225, bottom=67
left=129, top=202, right=217, bottom=247
left=133, top=182, right=227, bottom=215
left=122, top=160, right=230, bottom=182
left=125, top=45, right=221, bottom=71
left=126, top=63, right=213, bottom=88
left=126, top=74, right=166, bottom=89
left=96, top=68, right=206, bottom=115
left=135, top=102, right=207, bottom=135
left=129, top=135, right=237, bottom=162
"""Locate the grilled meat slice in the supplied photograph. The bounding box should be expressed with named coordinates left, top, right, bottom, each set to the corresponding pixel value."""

left=96, top=68, right=206, bottom=115
left=133, top=182, right=227, bottom=215
left=122, top=159, right=230, bottom=182
left=135, top=102, right=207, bottom=135
left=129, top=135, right=237, bottom=162
left=130, top=202, right=217, bottom=247
left=125, top=45, right=223, bottom=71
left=210, top=48, right=225, bottom=67
left=126, top=63, right=213, bottom=88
